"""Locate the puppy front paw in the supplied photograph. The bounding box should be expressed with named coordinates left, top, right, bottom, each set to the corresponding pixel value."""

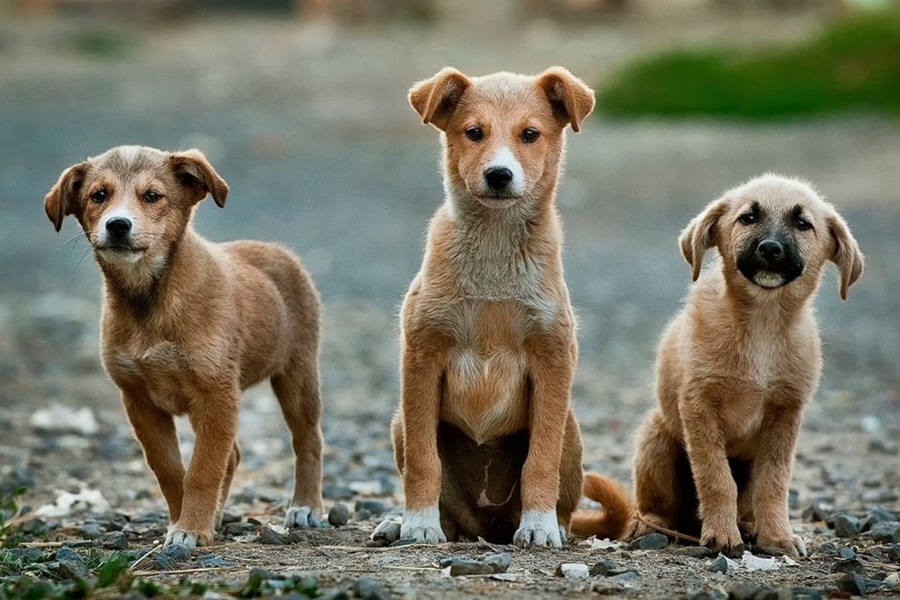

left=165, top=524, right=212, bottom=549
left=513, top=510, right=563, bottom=549
left=756, top=532, right=806, bottom=557
left=285, top=505, right=323, bottom=529
left=400, top=507, right=446, bottom=543
left=700, top=522, right=744, bottom=557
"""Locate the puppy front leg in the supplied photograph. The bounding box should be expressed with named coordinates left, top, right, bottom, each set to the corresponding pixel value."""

left=515, top=337, right=573, bottom=548
left=167, top=389, right=239, bottom=549
left=122, top=391, right=185, bottom=524
left=749, top=404, right=806, bottom=557
left=682, top=394, right=743, bottom=556
left=399, top=343, right=446, bottom=543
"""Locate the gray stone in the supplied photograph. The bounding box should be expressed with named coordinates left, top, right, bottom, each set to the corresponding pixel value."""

left=353, top=578, right=390, bottom=600
left=353, top=508, right=372, bottom=522
left=833, top=514, right=860, bottom=538
left=198, top=554, right=234, bottom=568
left=446, top=555, right=510, bottom=576
left=800, top=502, right=830, bottom=523
left=100, top=531, right=129, bottom=550
left=868, top=520, right=900, bottom=543
left=629, top=533, right=669, bottom=550
left=610, top=570, right=640, bottom=584
left=322, top=484, right=354, bottom=501
left=831, top=558, right=866, bottom=576
left=76, top=522, right=103, bottom=539
left=590, top=558, right=620, bottom=576
left=728, top=585, right=767, bottom=600
left=224, top=522, right=256, bottom=536
left=555, top=563, right=589, bottom=579
left=686, top=589, right=727, bottom=600
left=220, top=510, right=242, bottom=525
left=55, top=547, right=83, bottom=563
left=162, top=543, right=191, bottom=562
left=709, top=554, right=729, bottom=574
left=837, top=545, right=856, bottom=559
left=483, top=553, right=512, bottom=573
left=259, top=527, right=287, bottom=545
left=328, top=503, right=350, bottom=527
left=354, top=499, right=388, bottom=516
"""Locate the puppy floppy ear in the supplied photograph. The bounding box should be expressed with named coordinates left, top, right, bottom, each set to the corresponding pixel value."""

left=535, top=67, right=596, bottom=133
left=827, top=212, right=864, bottom=300
left=44, top=162, right=87, bottom=232
left=408, top=67, right=472, bottom=131
left=679, top=197, right=730, bottom=282
left=169, top=149, right=229, bottom=207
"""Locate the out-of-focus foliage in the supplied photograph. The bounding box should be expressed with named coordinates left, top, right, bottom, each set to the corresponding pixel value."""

left=598, top=10, right=900, bottom=119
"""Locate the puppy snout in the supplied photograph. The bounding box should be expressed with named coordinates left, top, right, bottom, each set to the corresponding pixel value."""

left=106, top=217, right=133, bottom=237
left=484, top=167, right=513, bottom=191
left=757, top=239, right=783, bottom=261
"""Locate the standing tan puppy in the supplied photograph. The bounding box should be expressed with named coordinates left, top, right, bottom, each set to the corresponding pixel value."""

left=43, top=146, right=325, bottom=548
left=381, top=67, right=630, bottom=548
left=632, top=174, right=863, bottom=556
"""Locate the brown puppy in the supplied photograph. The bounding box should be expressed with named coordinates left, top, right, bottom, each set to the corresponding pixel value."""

left=379, top=67, right=630, bottom=548
left=631, top=174, right=863, bottom=556
left=43, top=146, right=325, bottom=548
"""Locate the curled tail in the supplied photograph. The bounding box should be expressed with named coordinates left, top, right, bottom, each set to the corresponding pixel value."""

left=570, top=472, right=634, bottom=540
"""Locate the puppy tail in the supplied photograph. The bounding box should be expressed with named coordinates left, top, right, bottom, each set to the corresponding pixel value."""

left=569, top=472, right=634, bottom=540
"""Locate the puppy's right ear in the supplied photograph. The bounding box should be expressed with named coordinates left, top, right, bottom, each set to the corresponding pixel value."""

left=408, top=67, right=472, bottom=131
left=44, top=162, right=87, bottom=232
left=170, top=149, right=229, bottom=207
left=679, top=197, right=730, bottom=282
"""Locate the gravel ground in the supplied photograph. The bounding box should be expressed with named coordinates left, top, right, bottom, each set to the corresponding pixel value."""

left=1, top=11, right=899, bottom=599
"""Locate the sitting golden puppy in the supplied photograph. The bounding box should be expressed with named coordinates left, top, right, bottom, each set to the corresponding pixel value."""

left=632, top=174, right=864, bottom=556
left=43, top=146, right=324, bottom=548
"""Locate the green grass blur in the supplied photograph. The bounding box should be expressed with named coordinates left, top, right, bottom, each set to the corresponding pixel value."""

left=598, top=11, right=900, bottom=119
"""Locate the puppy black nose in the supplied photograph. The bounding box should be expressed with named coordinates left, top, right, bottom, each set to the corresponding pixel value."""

left=757, top=239, right=783, bottom=260
left=484, top=167, right=513, bottom=191
left=106, top=217, right=132, bottom=236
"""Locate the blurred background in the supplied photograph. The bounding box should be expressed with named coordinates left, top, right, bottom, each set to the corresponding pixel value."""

left=0, top=0, right=898, bottom=517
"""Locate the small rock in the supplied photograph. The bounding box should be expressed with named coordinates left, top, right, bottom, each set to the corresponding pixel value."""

left=686, top=589, right=727, bottom=600
left=328, top=503, right=350, bottom=527
left=838, top=545, right=856, bottom=559
left=831, top=558, right=867, bottom=576
left=55, top=547, right=83, bottom=563
left=354, top=499, right=388, bottom=516
left=259, top=527, right=287, bottom=545
left=100, top=531, right=129, bottom=550
left=801, top=501, right=831, bottom=524
left=54, top=559, right=89, bottom=579
left=77, top=522, right=103, bottom=539
left=834, top=514, right=860, bottom=538
left=708, top=554, right=729, bottom=574
left=868, top=521, right=900, bottom=543
left=590, top=558, right=620, bottom=576
left=155, top=554, right=178, bottom=570
left=629, top=533, right=669, bottom=550
left=353, top=578, right=390, bottom=600
left=439, top=556, right=469, bottom=568
left=862, top=490, right=899, bottom=503
left=555, top=563, right=589, bottom=579
left=322, top=484, right=354, bottom=501
left=162, top=543, right=191, bottom=562
left=21, top=518, right=49, bottom=535
left=889, top=544, right=900, bottom=562
left=483, top=553, right=512, bottom=573
left=836, top=572, right=870, bottom=595
left=224, top=522, right=256, bottom=536
left=354, top=508, right=372, bottom=522
left=867, top=506, right=897, bottom=525
left=198, top=554, right=234, bottom=568
left=319, top=589, right=350, bottom=600
left=610, top=570, right=640, bottom=584
left=728, top=585, right=766, bottom=600
left=220, top=510, right=242, bottom=525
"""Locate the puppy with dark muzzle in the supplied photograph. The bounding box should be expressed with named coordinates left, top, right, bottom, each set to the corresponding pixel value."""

left=43, top=146, right=325, bottom=548
left=631, top=174, right=864, bottom=557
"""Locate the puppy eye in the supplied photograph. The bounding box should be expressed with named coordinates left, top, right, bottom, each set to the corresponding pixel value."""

left=738, top=213, right=757, bottom=225
left=795, top=218, right=813, bottom=231
left=143, top=190, right=163, bottom=203
left=521, top=128, right=540, bottom=143
left=90, top=189, right=108, bottom=203
left=465, top=127, right=484, bottom=142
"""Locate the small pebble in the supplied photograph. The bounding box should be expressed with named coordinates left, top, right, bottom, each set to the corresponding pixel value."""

left=100, top=531, right=129, bottom=550
left=831, top=558, right=866, bottom=576
left=198, top=554, right=234, bottom=568
left=483, top=553, right=512, bottom=572
left=322, top=484, right=354, bottom=501
left=224, top=522, right=256, bottom=536
left=838, top=545, right=856, bottom=559
left=354, top=499, right=388, bottom=516
left=328, top=503, right=350, bottom=527
left=448, top=559, right=496, bottom=576
left=708, top=554, right=729, bottom=574
left=354, top=508, right=372, bottom=522
left=220, top=510, right=242, bottom=525
left=555, top=563, right=589, bottom=579
left=868, top=521, right=900, bottom=543
left=258, top=527, right=287, bottom=545
left=686, top=589, right=727, bottom=600
left=629, top=533, right=669, bottom=550
left=353, top=577, right=390, bottom=600
left=590, top=558, right=620, bottom=576
left=801, top=502, right=830, bottom=523
left=609, top=570, right=640, bottom=584
left=727, top=584, right=766, bottom=600
left=833, top=514, right=860, bottom=538
left=162, top=543, right=191, bottom=562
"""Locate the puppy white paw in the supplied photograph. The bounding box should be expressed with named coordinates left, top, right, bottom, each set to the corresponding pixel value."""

left=285, top=505, right=323, bottom=529
left=400, top=506, right=446, bottom=544
left=165, top=527, right=200, bottom=549
left=372, top=516, right=402, bottom=543
left=513, top=510, right=563, bottom=548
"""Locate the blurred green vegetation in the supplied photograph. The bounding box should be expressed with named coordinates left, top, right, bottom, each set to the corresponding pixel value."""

left=598, top=11, right=900, bottom=119
left=71, top=30, right=132, bottom=59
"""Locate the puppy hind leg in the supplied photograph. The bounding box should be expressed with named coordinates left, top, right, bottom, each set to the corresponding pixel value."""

left=272, top=355, right=325, bottom=528
left=633, top=410, right=684, bottom=538
left=215, top=442, right=241, bottom=530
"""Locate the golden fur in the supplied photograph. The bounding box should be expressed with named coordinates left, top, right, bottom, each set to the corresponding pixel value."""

left=387, top=67, right=630, bottom=548
left=43, top=146, right=325, bottom=548
left=631, top=174, right=864, bottom=556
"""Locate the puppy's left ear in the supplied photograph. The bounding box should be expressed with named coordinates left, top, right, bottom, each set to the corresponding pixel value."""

left=170, top=149, right=229, bottom=207
left=44, top=162, right=88, bottom=232
left=536, top=67, right=595, bottom=132
left=679, top=197, right=730, bottom=282
left=827, top=212, right=864, bottom=300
